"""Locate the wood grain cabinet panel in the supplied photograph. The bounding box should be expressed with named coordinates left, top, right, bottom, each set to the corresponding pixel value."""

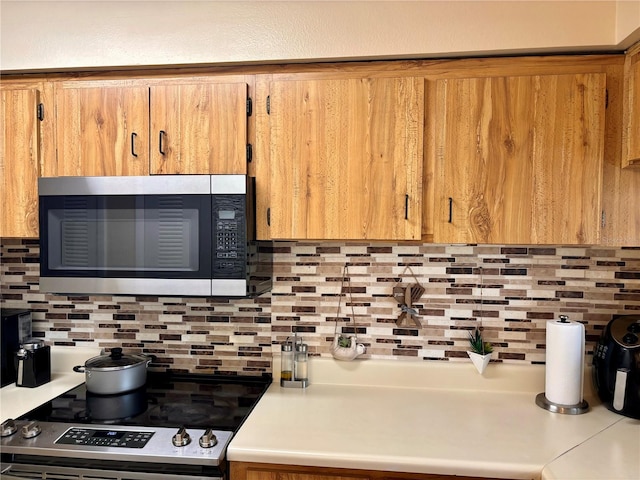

left=52, top=78, right=249, bottom=177
left=53, top=82, right=150, bottom=176
left=600, top=55, right=640, bottom=246
left=150, top=82, right=248, bottom=174
left=267, top=76, right=424, bottom=240
left=247, top=469, right=363, bottom=480
left=0, top=84, right=42, bottom=237
left=623, top=42, right=640, bottom=168
left=230, top=461, right=504, bottom=480
left=432, top=72, right=606, bottom=245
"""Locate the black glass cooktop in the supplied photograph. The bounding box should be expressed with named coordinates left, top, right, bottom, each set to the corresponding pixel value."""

left=18, top=372, right=271, bottom=431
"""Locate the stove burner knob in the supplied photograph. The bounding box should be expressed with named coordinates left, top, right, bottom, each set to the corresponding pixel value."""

left=1, top=419, right=17, bottom=437
left=199, top=428, right=218, bottom=448
left=172, top=427, right=191, bottom=447
left=21, top=421, right=42, bottom=439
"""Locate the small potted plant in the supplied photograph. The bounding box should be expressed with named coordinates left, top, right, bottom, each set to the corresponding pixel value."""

left=467, top=328, right=493, bottom=374
left=331, top=334, right=366, bottom=361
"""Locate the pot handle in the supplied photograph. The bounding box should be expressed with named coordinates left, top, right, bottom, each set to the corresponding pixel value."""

left=73, top=365, right=86, bottom=373
left=143, top=354, right=157, bottom=366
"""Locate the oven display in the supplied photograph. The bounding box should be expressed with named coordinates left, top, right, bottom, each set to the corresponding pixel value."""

left=56, top=427, right=154, bottom=448
left=93, top=430, right=124, bottom=438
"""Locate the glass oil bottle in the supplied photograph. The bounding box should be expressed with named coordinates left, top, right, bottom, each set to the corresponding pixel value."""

left=280, top=339, right=293, bottom=382
left=280, top=335, right=309, bottom=388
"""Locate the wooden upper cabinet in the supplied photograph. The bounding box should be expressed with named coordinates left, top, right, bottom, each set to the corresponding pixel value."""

left=53, top=82, right=150, bottom=176
left=149, top=82, right=249, bottom=174
left=0, top=84, right=43, bottom=237
left=52, top=77, right=249, bottom=177
left=432, top=72, right=606, bottom=244
left=623, top=42, right=640, bottom=168
left=267, top=76, right=424, bottom=240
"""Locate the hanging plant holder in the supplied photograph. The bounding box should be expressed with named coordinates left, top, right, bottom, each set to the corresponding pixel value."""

left=331, top=265, right=366, bottom=362
left=392, top=266, right=425, bottom=328
left=467, top=350, right=492, bottom=375
left=467, top=267, right=493, bottom=375
left=331, top=335, right=366, bottom=361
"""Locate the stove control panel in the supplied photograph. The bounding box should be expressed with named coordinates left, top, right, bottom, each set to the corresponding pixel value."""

left=1, top=421, right=233, bottom=466
left=56, top=427, right=154, bottom=449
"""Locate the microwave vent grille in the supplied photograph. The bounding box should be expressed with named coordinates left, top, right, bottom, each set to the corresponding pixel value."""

left=61, top=199, right=90, bottom=268
left=158, top=198, right=191, bottom=269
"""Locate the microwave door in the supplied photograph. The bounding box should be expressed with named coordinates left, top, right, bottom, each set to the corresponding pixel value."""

left=38, top=175, right=270, bottom=297
left=39, top=177, right=214, bottom=296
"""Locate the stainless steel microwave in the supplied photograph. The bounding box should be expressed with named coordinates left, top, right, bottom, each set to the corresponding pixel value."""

left=38, top=175, right=272, bottom=297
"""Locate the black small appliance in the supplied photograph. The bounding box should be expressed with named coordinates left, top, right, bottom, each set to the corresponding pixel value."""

left=15, top=339, right=51, bottom=388
left=593, top=314, right=640, bottom=419
left=0, top=308, right=32, bottom=387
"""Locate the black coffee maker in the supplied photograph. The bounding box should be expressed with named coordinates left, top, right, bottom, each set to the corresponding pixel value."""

left=1, top=308, right=32, bottom=387
left=15, top=339, right=51, bottom=388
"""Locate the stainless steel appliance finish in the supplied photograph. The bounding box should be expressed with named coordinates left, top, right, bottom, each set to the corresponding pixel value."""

left=1, top=464, right=221, bottom=480
left=38, top=174, right=272, bottom=297
left=73, top=348, right=152, bottom=395
left=0, top=372, right=271, bottom=479
left=593, top=314, right=640, bottom=419
left=0, top=421, right=232, bottom=465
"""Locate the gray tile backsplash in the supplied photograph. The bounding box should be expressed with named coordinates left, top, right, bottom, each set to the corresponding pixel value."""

left=2, top=239, right=639, bottom=375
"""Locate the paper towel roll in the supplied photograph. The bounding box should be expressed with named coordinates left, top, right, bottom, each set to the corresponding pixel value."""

left=545, top=318, right=585, bottom=405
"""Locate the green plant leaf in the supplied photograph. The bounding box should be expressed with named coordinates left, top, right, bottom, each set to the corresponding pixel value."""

left=468, top=328, right=493, bottom=354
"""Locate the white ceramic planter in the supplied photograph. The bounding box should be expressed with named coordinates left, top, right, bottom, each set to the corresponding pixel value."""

left=467, top=351, right=492, bottom=375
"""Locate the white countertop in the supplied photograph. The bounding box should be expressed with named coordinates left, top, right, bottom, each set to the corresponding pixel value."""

left=2, top=350, right=637, bottom=479
left=0, top=346, right=100, bottom=422
left=541, top=417, right=640, bottom=480
left=228, top=357, right=639, bottom=480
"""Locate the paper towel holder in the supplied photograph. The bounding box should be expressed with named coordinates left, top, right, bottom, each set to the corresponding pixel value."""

left=535, top=393, right=589, bottom=415
left=536, top=315, right=589, bottom=414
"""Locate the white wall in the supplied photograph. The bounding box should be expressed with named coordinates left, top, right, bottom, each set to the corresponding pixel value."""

left=1, top=1, right=639, bottom=72
left=617, top=0, right=640, bottom=45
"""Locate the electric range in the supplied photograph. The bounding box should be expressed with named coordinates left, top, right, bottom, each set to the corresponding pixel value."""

left=0, top=372, right=271, bottom=480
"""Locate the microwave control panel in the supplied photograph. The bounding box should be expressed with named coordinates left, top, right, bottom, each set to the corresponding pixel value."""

left=212, top=195, right=246, bottom=279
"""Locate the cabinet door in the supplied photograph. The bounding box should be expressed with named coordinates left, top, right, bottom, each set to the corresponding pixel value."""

left=246, top=470, right=360, bottom=480
left=54, top=82, right=149, bottom=176
left=231, top=461, right=501, bottom=480
left=0, top=86, right=41, bottom=237
left=268, top=76, right=424, bottom=240
left=150, top=82, right=248, bottom=174
left=433, top=73, right=605, bottom=244
left=623, top=43, right=640, bottom=168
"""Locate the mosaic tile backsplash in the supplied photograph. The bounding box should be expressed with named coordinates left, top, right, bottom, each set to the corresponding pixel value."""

left=1, top=238, right=639, bottom=375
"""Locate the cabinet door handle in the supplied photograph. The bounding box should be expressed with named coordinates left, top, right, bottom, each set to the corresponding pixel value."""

left=131, top=132, right=138, bottom=157
left=159, top=130, right=166, bottom=156
left=448, top=197, right=453, bottom=223
left=405, top=194, right=409, bottom=220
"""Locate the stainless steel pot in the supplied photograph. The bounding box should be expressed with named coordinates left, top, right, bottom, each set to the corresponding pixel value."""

left=73, top=348, right=152, bottom=394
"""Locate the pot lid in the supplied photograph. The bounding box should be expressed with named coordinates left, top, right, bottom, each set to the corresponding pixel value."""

left=85, top=347, right=148, bottom=369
